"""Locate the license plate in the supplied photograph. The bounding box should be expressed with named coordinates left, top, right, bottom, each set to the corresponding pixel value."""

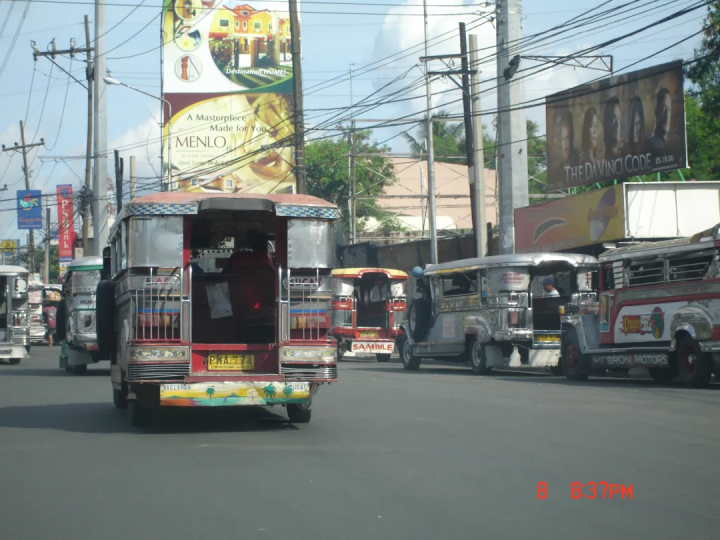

left=351, top=341, right=394, bottom=354
left=207, top=354, right=255, bottom=371
left=0, top=349, right=12, bottom=355
left=536, top=334, right=560, bottom=343
left=359, top=331, right=378, bottom=338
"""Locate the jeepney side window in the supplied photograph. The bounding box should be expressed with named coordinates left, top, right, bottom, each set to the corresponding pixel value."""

left=601, top=265, right=614, bottom=291
left=442, top=271, right=477, bottom=297
left=628, top=259, right=665, bottom=287
left=668, top=251, right=714, bottom=282
left=120, top=221, right=128, bottom=270
left=128, top=216, right=184, bottom=268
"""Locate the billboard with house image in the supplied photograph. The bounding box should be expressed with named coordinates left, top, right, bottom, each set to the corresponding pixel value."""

left=162, top=0, right=296, bottom=194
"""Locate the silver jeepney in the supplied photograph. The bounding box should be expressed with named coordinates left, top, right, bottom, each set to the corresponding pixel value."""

left=0, top=265, right=30, bottom=364
left=399, top=253, right=598, bottom=373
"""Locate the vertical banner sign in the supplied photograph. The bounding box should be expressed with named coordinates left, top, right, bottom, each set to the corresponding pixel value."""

left=56, top=185, right=76, bottom=262
left=545, top=61, right=687, bottom=190
left=17, top=190, right=43, bottom=229
left=162, top=0, right=296, bottom=194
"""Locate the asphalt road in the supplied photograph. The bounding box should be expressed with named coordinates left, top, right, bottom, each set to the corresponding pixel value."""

left=2, top=347, right=720, bottom=540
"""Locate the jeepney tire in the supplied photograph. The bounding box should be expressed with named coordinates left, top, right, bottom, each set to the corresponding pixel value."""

left=376, top=353, right=391, bottom=362
left=72, top=364, right=88, bottom=375
left=287, top=403, right=312, bottom=424
left=96, top=280, right=117, bottom=355
left=561, top=329, right=590, bottom=381
left=399, top=336, right=421, bottom=370
left=408, top=301, right=430, bottom=342
left=648, top=368, right=674, bottom=384
left=127, top=400, right=154, bottom=427
left=8, top=358, right=20, bottom=365
left=469, top=338, right=491, bottom=375
left=113, top=385, right=128, bottom=410
left=676, top=335, right=713, bottom=388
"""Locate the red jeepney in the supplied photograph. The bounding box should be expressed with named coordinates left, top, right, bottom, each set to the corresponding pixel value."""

left=96, top=192, right=340, bottom=425
left=330, top=268, right=408, bottom=362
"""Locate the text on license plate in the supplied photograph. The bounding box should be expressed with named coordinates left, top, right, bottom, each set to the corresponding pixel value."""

left=359, top=331, right=378, bottom=338
left=536, top=334, right=560, bottom=342
left=207, top=354, right=255, bottom=371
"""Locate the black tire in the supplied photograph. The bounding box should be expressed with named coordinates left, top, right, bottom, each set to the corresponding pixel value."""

left=550, top=365, right=563, bottom=376
left=561, top=329, right=591, bottom=381
left=287, top=403, right=312, bottom=424
left=376, top=353, right=391, bottom=363
left=468, top=338, right=491, bottom=375
left=72, top=364, right=88, bottom=375
left=55, top=304, right=67, bottom=341
left=399, top=335, right=422, bottom=370
left=127, top=400, right=154, bottom=427
left=113, top=385, right=128, bottom=410
left=407, top=299, right=431, bottom=342
left=8, top=358, right=20, bottom=365
left=676, top=335, right=713, bottom=388
left=96, top=280, right=116, bottom=356
left=649, top=368, right=674, bottom=384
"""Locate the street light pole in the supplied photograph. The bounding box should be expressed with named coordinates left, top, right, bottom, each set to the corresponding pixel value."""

left=103, top=76, right=173, bottom=191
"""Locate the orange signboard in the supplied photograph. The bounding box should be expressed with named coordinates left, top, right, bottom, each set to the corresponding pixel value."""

left=514, top=185, right=625, bottom=253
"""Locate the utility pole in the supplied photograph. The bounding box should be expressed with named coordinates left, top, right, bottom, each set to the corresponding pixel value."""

left=129, top=155, right=137, bottom=200
left=31, top=20, right=95, bottom=253
left=44, top=207, right=50, bottom=283
left=114, top=150, right=124, bottom=213
left=496, top=0, right=529, bottom=254
left=288, top=0, right=306, bottom=194
left=458, top=23, right=479, bottom=257
left=2, top=122, right=45, bottom=275
left=83, top=15, right=93, bottom=252
left=349, top=120, right=357, bottom=244
left=469, top=34, right=487, bottom=257
left=422, top=0, right=438, bottom=264
left=94, top=0, right=109, bottom=255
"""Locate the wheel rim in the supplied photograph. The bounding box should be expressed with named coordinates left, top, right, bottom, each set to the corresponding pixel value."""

left=403, top=340, right=412, bottom=363
left=566, top=344, right=579, bottom=370
left=472, top=343, right=482, bottom=367
left=681, top=344, right=697, bottom=374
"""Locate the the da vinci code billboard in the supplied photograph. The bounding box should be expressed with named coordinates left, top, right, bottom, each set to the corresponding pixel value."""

left=162, top=0, right=295, bottom=194
left=545, top=61, right=687, bottom=190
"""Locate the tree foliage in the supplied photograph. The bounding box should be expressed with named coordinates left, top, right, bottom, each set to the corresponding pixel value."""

left=305, top=129, right=396, bottom=231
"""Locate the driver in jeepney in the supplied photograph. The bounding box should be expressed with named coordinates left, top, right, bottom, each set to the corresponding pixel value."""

left=541, top=276, right=559, bottom=297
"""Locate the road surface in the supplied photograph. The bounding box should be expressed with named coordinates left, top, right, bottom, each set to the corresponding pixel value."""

left=1, top=347, right=719, bottom=540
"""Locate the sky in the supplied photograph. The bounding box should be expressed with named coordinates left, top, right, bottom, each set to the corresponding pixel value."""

left=0, top=0, right=706, bottom=246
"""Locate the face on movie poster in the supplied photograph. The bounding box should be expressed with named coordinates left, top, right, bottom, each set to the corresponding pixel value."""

left=545, top=61, right=687, bottom=190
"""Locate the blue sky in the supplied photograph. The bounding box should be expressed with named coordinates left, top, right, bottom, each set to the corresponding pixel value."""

left=0, top=0, right=706, bottom=244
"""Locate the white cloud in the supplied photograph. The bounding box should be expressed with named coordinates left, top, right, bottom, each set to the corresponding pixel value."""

left=108, top=112, right=163, bottom=192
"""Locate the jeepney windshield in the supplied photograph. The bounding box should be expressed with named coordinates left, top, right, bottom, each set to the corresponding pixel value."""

left=390, top=279, right=406, bottom=298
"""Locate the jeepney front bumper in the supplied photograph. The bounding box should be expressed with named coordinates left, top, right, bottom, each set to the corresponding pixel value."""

left=159, top=381, right=315, bottom=407
left=494, top=329, right=533, bottom=341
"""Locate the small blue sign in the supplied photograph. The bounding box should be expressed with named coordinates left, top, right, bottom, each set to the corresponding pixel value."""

left=17, top=190, right=42, bottom=230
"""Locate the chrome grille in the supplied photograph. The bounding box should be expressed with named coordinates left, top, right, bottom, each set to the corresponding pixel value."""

left=128, top=362, right=190, bottom=381
left=281, top=364, right=338, bottom=382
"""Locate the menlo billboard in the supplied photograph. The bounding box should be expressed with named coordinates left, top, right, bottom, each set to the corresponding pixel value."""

left=162, top=0, right=295, bottom=194
left=545, top=61, right=687, bottom=190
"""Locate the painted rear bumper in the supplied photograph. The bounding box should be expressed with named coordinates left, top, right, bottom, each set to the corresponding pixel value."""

left=159, top=381, right=313, bottom=407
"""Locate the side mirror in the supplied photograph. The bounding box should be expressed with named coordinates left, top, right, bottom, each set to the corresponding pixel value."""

left=102, top=246, right=111, bottom=278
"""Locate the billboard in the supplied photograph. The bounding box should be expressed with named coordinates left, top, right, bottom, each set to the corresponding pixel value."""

left=514, top=185, right=625, bottom=253
left=545, top=61, right=687, bottom=190
left=162, top=0, right=296, bottom=194
left=17, top=190, right=42, bottom=229
left=56, top=185, right=76, bottom=262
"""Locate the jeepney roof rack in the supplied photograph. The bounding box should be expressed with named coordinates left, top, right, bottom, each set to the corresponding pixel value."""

left=598, top=223, right=720, bottom=262
left=422, top=253, right=598, bottom=275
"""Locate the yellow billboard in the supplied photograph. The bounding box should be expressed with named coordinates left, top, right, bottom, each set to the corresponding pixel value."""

left=514, top=185, right=625, bottom=253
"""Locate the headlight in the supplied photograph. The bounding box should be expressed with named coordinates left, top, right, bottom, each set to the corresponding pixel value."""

left=129, top=346, right=189, bottom=362
left=281, top=347, right=336, bottom=362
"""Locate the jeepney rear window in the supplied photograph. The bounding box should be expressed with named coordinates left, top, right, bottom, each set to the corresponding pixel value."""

left=73, top=270, right=100, bottom=291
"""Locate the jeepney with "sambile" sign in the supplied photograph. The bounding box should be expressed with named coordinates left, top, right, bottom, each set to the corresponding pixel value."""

left=560, top=223, right=720, bottom=387
left=96, top=192, right=340, bottom=426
